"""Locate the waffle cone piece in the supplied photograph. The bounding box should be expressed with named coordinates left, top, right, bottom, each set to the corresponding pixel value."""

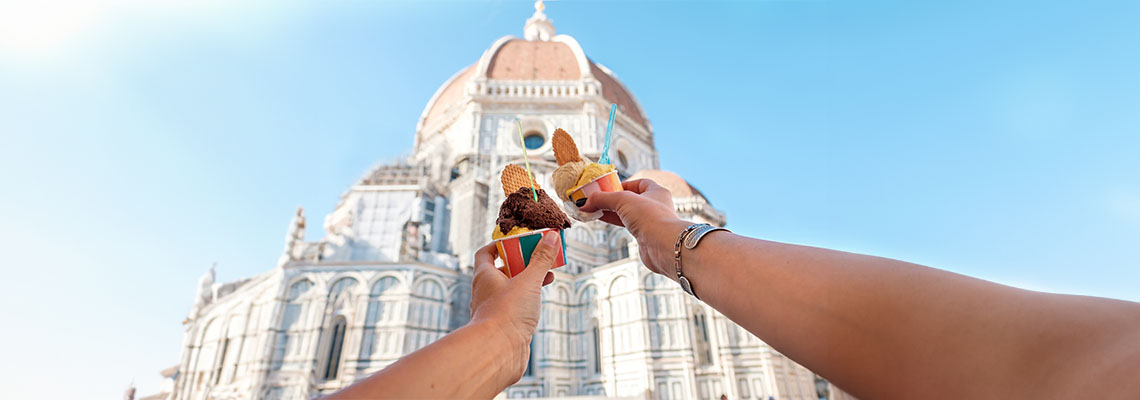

left=552, top=129, right=583, bottom=165
left=501, top=164, right=541, bottom=197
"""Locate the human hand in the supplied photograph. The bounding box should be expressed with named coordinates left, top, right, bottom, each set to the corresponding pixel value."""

left=468, top=232, right=559, bottom=382
left=580, top=179, right=690, bottom=277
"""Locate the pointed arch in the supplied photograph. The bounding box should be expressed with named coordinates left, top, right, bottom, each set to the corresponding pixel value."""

left=319, top=315, right=348, bottom=380
left=608, top=274, right=631, bottom=297
left=327, top=277, right=359, bottom=308
left=408, top=275, right=449, bottom=351
left=271, top=278, right=313, bottom=370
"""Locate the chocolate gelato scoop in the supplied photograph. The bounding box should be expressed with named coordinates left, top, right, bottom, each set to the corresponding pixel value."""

left=497, top=187, right=572, bottom=235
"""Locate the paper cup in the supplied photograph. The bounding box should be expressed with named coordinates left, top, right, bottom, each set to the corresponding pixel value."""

left=568, top=170, right=623, bottom=207
left=492, top=228, right=567, bottom=278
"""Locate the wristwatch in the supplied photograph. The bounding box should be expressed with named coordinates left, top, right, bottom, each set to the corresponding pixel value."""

left=673, top=223, right=729, bottom=299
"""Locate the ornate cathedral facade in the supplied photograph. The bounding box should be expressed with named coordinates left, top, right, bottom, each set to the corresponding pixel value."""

left=150, top=4, right=832, bottom=400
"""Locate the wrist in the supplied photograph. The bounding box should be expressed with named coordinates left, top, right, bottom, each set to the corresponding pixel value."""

left=467, top=316, right=528, bottom=385
left=646, top=218, right=693, bottom=277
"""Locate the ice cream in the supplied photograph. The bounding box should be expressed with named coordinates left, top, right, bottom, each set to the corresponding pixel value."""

left=551, top=159, right=588, bottom=202
left=575, top=162, right=616, bottom=188
left=491, top=164, right=572, bottom=278
left=551, top=128, right=622, bottom=209
left=493, top=164, right=572, bottom=239
left=495, top=187, right=571, bottom=237
left=492, top=225, right=532, bottom=240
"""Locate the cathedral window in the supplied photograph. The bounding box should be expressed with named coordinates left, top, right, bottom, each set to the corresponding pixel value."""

left=361, top=277, right=400, bottom=360
left=412, top=279, right=447, bottom=332
left=693, top=309, right=713, bottom=366
left=321, top=316, right=347, bottom=380
left=610, top=236, right=629, bottom=262
left=589, top=320, right=601, bottom=375
left=197, top=319, right=222, bottom=386
left=213, top=338, right=229, bottom=385
left=523, top=131, right=545, bottom=150
left=271, top=279, right=312, bottom=369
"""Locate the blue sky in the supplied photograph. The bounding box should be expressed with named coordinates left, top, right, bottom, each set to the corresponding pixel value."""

left=1, top=0, right=1138, bottom=398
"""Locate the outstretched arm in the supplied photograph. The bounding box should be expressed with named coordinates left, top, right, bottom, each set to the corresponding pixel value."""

left=326, top=232, right=562, bottom=399
left=583, top=179, right=1140, bottom=399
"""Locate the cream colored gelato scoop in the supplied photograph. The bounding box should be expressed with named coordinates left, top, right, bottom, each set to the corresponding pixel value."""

left=552, top=160, right=588, bottom=202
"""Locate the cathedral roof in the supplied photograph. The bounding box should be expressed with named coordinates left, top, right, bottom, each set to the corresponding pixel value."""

left=422, top=65, right=476, bottom=129
left=486, top=39, right=581, bottom=80
left=419, top=5, right=648, bottom=132
left=631, top=169, right=726, bottom=226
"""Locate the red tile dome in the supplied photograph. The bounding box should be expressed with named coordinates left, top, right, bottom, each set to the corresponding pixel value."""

left=420, top=36, right=649, bottom=131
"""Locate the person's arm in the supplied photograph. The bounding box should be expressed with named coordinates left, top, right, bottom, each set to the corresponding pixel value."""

left=582, top=179, right=1140, bottom=399
left=325, top=232, right=561, bottom=399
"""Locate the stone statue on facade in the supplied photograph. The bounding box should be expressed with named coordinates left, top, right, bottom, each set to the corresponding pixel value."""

left=278, top=206, right=306, bottom=266
left=184, top=263, right=216, bottom=323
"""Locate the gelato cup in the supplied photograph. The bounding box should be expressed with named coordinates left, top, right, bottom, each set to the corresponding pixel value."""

left=493, top=228, right=567, bottom=278
left=567, top=170, right=623, bottom=208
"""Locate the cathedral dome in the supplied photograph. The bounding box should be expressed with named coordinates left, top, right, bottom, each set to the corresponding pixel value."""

left=628, top=169, right=709, bottom=203
left=630, top=169, right=726, bottom=227
left=417, top=5, right=649, bottom=134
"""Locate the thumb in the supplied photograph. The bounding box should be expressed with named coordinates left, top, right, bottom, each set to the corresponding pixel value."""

left=516, top=231, right=561, bottom=285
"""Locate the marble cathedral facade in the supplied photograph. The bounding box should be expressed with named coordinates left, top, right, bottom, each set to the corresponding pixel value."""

left=149, top=4, right=830, bottom=400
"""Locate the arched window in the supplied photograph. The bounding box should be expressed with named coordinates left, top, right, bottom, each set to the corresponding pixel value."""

left=412, top=279, right=447, bottom=332
left=322, top=316, right=347, bottom=380
left=271, top=279, right=312, bottom=370
left=217, top=315, right=244, bottom=384
left=327, top=277, right=358, bottom=308
left=364, top=277, right=399, bottom=323
left=589, top=321, right=601, bottom=375
left=196, top=319, right=222, bottom=390
left=360, top=277, right=399, bottom=361
left=692, top=309, right=713, bottom=366
left=322, top=276, right=359, bottom=374
left=610, top=236, right=629, bottom=262
left=213, top=330, right=231, bottom=385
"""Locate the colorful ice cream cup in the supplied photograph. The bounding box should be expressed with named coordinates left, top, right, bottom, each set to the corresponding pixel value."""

left=492, top=228, right=567, bottom=278
left=568, top=170, right=623, bottom=207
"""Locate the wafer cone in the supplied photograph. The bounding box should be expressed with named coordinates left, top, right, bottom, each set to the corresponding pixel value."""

left=501, top=164, right=541, bottom=196
left=552, top=129, right=583, bottom=165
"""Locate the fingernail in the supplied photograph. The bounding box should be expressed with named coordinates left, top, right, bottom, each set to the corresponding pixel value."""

left=543, top=232, right=558, bottom=243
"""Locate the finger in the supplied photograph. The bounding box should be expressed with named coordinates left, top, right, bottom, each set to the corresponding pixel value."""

left=516, top=231, right=561, bottom=285
left=474, top=243, right=498, bottom=268
left=542, top=271, right=554, bottom=286
left=579, top=190, right=638, bottom=213
left=627, top=179, right=674, bottom=202
left=474, top=243, right=508, bottom=281
left=620, top=179, right=653, bottom=193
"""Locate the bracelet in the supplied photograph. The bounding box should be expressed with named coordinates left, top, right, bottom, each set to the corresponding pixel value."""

left=673, top=223, right=729, bottom=299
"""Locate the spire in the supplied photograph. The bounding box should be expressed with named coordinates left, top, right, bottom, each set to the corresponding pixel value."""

left=524, top=0, right=555, bottom=41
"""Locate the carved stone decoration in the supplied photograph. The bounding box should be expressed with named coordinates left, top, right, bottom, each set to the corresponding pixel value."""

left=185, top=263, right=216, bottom=322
